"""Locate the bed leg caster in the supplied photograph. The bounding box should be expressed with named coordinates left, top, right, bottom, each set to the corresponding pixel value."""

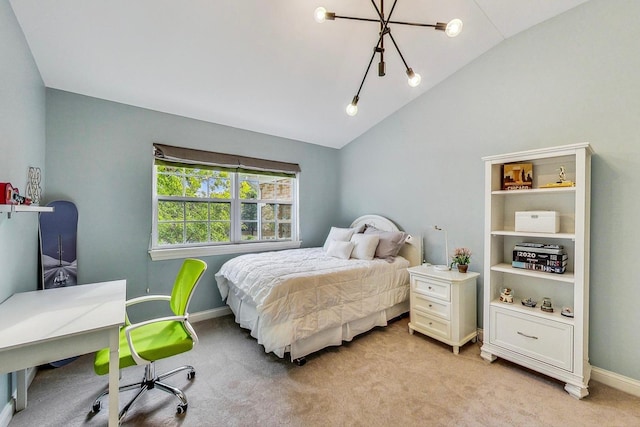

left=293, top=357, right=307, bottom=366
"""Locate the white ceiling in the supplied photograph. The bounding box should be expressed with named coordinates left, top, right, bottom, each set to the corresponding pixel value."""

left=10, top=0, right=588, bottom=149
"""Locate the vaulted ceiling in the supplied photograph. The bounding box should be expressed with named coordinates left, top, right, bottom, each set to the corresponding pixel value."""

left=10, top=0, right=588, bottom=148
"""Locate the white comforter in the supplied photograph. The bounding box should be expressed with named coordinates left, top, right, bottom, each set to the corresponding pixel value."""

left=215, top=247, right=409, bottom=354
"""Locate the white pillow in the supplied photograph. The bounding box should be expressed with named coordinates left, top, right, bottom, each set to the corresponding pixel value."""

left=323, top=226, right=356, bottom=251
left=326, top=240, right=354, bottom=259
left=350, top=233, right=380, bottom=260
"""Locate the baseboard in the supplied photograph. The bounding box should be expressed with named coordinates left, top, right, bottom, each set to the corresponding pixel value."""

left=190, top=305, right=232, bottom=323
left=476, top=328, right=640, bottom=397
left=591, top=366, right=640, bottom=397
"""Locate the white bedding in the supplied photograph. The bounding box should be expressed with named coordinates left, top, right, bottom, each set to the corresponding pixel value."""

left=215, top=247, right=410, bottom=357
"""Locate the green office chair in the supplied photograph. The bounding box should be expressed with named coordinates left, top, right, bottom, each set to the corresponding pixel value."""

left=91, top=258, right=207, bottom=423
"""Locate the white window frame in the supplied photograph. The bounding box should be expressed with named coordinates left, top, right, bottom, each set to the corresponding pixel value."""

left=149, top=165, right=300, bottom=261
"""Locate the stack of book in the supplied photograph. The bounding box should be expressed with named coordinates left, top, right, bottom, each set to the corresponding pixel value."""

left=512, top=242, right=567, bottom=274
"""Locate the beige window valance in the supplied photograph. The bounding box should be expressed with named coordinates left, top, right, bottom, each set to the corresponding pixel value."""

left=153, top=143, right=301, bottom=176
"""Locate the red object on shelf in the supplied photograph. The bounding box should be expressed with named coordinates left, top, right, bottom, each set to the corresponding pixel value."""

left=1, top=182, right=16, bottom=204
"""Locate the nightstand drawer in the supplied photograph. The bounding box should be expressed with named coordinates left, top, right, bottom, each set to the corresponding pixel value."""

left=490, top=307, right=573, bottom=371
left=412, top=277, right=450, bottom=302
left=411, top=312, right=451, bottom=340
left=412, top=292, right=450, bottom=320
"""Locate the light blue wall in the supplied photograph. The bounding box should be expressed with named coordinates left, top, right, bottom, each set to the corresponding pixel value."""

left=339, top=0, right=640, bottom=381
left=0, top=0, right=45, bottom=415
left=45, top=90, right=341, bottom=319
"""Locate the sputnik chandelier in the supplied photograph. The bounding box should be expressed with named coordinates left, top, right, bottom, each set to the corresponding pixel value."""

left=314, top=1, right=463, bottom=116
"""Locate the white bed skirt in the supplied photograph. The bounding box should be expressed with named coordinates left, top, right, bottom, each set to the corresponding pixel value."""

left=226, top=288, right=409, bottom=361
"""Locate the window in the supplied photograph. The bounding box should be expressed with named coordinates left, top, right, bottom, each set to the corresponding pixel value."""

left=149, top=144, right=300, bottom=260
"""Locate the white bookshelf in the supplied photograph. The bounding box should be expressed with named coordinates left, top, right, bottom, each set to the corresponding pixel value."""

left=480, top=143, right=592, bottom=399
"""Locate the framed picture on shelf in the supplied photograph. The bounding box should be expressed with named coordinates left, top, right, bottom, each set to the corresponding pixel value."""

left=502, top=163, right=533, bottom=190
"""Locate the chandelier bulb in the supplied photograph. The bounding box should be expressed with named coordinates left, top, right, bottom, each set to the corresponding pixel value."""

left=445, top=19, right=463, bottom=37
left=314, top=7, right=327, bottom=23
left=406, top=69, right=422, bottom=87
left=346, top=96, right=359, bottom=116
left=314, top=7, right=335, bottom=23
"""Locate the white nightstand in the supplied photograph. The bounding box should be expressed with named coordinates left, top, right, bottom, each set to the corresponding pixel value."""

left=408, top=265, right=479, bottom=354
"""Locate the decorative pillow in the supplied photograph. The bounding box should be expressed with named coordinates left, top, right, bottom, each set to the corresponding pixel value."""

left=326, top=240, right=354, bottom=259
left=323, top=226, right=357, bottom=251
left=364, top=227, right=408, bottom=259
left=352, top=223, right=366, bottom=233
left=350, top=233, right=380, bottom=260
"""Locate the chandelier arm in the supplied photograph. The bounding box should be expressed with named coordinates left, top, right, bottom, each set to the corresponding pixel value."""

left=355, top=38, right=383, bottom=98
left=353, top=28, right=388, bottom=100
left=333, top=15, right=441, bottom=28
left=387, top=30, right=410, bottom=70
left=370, top=0, right=399, bottom=26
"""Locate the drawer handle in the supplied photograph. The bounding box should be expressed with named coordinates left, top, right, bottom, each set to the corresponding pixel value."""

left=428, top=304, right=433, bottom=308
left=517, top=331, right=539, bottom=340
left=428, top=286, right=433, bottom=290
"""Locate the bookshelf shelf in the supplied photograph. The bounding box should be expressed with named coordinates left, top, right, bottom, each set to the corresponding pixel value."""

left=490, top=263, right=574, bottom=283
left=491, top=230, right=575, bottom=240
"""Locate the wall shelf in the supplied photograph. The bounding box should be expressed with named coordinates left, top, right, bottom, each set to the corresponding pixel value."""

left=0, top=204, right=54, bottom=218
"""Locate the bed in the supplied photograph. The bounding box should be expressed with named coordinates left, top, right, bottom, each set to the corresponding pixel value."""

left=214, top=215, right=421, bottom=364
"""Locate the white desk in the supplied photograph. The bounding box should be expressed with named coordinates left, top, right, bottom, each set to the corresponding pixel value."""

left=0, top=280, right=125, bottom=427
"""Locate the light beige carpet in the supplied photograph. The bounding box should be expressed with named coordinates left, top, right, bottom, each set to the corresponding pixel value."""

left=9, top=315, right=640, bottom=426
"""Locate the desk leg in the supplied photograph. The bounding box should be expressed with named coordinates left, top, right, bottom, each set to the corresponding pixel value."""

left=15, top=369, right=27, bottom=411
left=108, top=328, right=120, bottom=427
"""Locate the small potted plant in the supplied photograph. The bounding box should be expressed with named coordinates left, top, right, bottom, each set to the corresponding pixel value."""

left=451, top=247, right=472, bottom=273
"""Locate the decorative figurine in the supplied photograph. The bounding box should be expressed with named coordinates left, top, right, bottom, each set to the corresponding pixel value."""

left=541, top=165, right=575, bottom=188
left=500, top=288, right=514, bottom=303
left=558, top=166, right=567, bottom=182
left=26, top=167, right=42, bottom=205
left=541, top=297, right=554, bottom=313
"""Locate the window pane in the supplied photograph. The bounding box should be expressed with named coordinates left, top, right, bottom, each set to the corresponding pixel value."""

left=276, top=181, right=292, bottom=201
left=207, top=171, right=232, bottom=199
left=239, top=175, right=259, bottom=199
left=158, top=222, right=184, bottom=245
left=261, top=203, right=275, bottom=221
left=278, top=204, right=291, bottom=220
left=157, top=171, right=186, bottom=197
left=186, top=202, right=208, bottom=221
left=261, top=222, right=275, bottom=240
left=186, top=222, right=208, bottom=243
left=278, top=223, right=291, bottom=239
left=210, top=222, right=231, bottom=242
left=210, top=202, right=231, bottom=220
left=260, top=182, right=275, bottom=199
left=241, top=222, right=258, bottom=240
left=241, top=203, right=257, bottom=221
left=158, top=201, right=184, bottom=220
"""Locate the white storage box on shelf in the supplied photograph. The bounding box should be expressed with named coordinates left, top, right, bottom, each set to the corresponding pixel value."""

left=515, top=211, right=559, bottom=233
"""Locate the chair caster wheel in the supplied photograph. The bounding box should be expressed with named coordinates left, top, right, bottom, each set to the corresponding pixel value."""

left=177, top=403, right=188, bottom=414
left=92, top=402, right=101, bottom=413
left=294, top=357, right=306, bottom=366
left=187, top=370, right=195, bottom=380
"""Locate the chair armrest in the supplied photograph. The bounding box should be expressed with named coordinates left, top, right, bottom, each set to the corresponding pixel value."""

left=126, top=295, right=171, bottom=307
left=124, top=295, right=171, bottom=326
left=124, top=315, right=188, bottom=366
